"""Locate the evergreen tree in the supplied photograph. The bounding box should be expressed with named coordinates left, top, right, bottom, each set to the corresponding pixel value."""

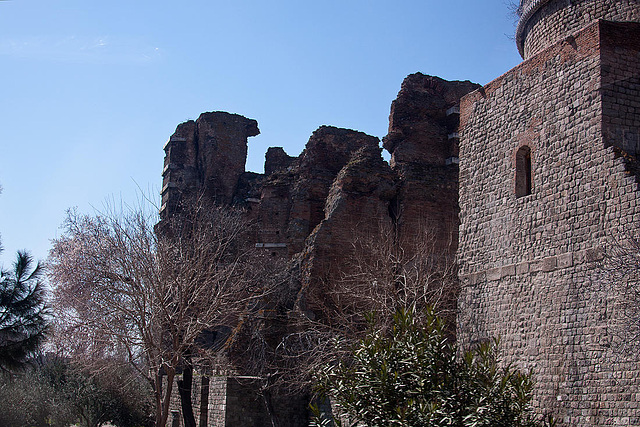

left=0, top=250, right=49, bottom=371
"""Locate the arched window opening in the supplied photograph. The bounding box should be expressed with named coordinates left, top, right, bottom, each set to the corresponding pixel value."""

left=515, top=146, right=532, bottom=197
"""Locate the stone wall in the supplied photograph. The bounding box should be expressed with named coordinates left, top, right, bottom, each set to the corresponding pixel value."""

left=207, top=377, right=226, bottom=427
left=160, top=73, right=475, bottom=425
left=601, top=21, right=640, bottom=158
left=156, top=2, right=640, bottom=423
left=285, top=126, right=382, bottom=255
left=170, top=376, right=308, bottom=427
left=296, top=142, right=398, bottom=319
left=517, top=0, right=640, bottom=59
left=458, top=20, right=640, bottom=425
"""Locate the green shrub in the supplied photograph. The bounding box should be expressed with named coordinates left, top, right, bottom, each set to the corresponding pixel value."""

left=313, top=307, right=554, bottom=427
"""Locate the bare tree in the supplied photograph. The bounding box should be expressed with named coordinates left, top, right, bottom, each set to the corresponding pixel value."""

left=508, top=1, right=524, bottom=18
left=241, top=220, right=459, bottom=398
left=48, top=196, right=264, bottom=427
left=318, top=221, right=459, bottom=327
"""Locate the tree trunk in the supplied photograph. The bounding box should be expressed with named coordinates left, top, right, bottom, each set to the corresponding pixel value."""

left=261, top=387, right=279, bottom=427
left=156, top=369, right=175, bottom=427
left=177, top=364, right=197, bottom=427
left=199, top=375, right=210, bottom=427
left=154, top=374, right=163, bottom=427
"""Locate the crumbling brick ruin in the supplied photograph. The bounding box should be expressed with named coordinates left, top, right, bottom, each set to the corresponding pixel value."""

left=161, top=0, right=640, bottom=425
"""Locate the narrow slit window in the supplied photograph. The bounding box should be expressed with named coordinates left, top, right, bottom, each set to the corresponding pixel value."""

left=515, top=146, right=532, bottom=197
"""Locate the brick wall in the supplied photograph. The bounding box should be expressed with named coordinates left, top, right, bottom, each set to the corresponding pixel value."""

left=384, top=74, right=479, bottom=258
left=208, top=377, right=227, bottom=427
left=160, top=112, right=259, bottom=219
left=518, top=0, right=640, bottom=59
left=458, top=20, right=640, bottom=425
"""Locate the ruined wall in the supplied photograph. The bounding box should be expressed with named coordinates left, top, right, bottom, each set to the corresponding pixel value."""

left=517, top=0, right=640, bottom=59
left=207, top=377, right=226, bottom=427
left=160, top=78, right=476, bottom=291
left=294, top=76, right=477, bottom=320
left=215, top=377, right=270, bottom=427
left=296, top=142, right=398, bottom=319
left=158, top=80, right=486, bottom=427
left=160, top=111, right=260, bottom=219
left=250, top=126, right=388, bottom=263
left=254, top=147, right=295, bottom=252
left=458, top=20, right=640, bottom=424
left=157, top=3, right=640, bottom=424
left=285, top=127, right=383, bottom=255
left=264, top=147, right=295, bottom=175
left=170, top=376, right=308, bottom=427
left=384, top=74, right=479, bottom=256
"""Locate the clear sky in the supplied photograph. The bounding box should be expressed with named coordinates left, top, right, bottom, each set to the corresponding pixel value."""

left=0, top=0, right=522, bottom=267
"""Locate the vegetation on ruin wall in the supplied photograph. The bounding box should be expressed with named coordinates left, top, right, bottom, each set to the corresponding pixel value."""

left=271, top=223, right=460, bottom=390
left=311, top=307, right=556, bottom=427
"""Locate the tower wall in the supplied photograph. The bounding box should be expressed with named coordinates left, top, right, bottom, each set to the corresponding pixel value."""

left=517, top=0, right=640, bottom=59
left=601, top=21, right=640, bottom=155
left=458, top=20, right=640, bottom=424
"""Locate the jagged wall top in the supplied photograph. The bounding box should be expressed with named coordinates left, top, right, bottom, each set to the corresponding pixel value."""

left=516, top=0, right=640, bottom=59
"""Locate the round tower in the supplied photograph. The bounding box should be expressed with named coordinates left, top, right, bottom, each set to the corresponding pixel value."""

left=516, top=0, right=640, bottom=59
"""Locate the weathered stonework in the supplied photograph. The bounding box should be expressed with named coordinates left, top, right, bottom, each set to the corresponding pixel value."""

left=160, top=2, right=640, bottom=425
left=264, top=147, right=295, bottom=176
left=517, top=0, right=640, bottom=59
left=384, top=74, right=479, bottom=255
left=286, top=126, right=384, bottom=255
left=458, top=17, right=640, bottom=425
left=160, top=75, right=475, bottom=426
left=160, top=111, right=260, bottom=218
left=169, top=375, right=309, bottom=427
left=296, top=142, right=398, bottom=319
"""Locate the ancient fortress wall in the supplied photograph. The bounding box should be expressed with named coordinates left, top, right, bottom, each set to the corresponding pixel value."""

left=517, top=0, right=640, bottom=59
left=160, top=3, right=640, bottom=423
left=161, top=112, right=260, bottom=218
left=458, top=20, right=640, bottom=424
left=601, top=22, right=640, bottom=156
left=159, top=75, right=477, bottom=426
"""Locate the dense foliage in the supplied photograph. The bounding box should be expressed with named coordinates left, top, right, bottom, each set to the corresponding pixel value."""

left=314, top=308, right=554, bottom=427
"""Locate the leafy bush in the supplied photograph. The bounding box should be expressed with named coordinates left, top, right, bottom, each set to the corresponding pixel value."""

left=313, top=308, right=554, bottom=427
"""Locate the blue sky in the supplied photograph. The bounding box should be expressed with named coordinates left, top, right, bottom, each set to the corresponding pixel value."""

left=0, top=0, right=522, bottom=267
